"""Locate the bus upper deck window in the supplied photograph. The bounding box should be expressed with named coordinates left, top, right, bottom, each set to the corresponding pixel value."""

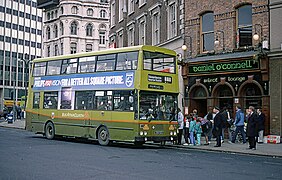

left=33, top=62, right=47, bottom=76
left=46, top=60, right=61, bottom=75
left=143, top=51, right=175, bottom=73
left=116, top=51, right=138, bottom=70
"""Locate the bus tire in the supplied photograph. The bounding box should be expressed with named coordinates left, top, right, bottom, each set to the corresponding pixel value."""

left=160, top=141, right=166, bottom=146
left=134, top=141, right=145, bottom=147
left=45, top=122, right=55, bottom=140
left=97, top=126, right=110, bottom=146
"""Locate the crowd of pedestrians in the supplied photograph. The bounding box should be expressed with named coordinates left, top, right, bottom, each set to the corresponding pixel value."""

left=176, top=105, right=265, bottom=150
left=1, top=105, right=23, bottom=120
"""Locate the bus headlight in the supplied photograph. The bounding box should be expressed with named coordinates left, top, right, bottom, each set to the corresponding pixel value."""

left=144, top=131, right=148, bottom=136
left=170, top=131, right=173, bottom=136
left=174, top=131, right=177, bottom=136
left=140, top=131, right=144, bottom=136
left=145, top=137, right=147, bottom=141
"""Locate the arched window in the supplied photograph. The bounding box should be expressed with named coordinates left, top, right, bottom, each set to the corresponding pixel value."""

left=54, top=24, right=58, bottom=38
left=51, top=11, right=54, bottom=19
left=71, top=6, right=78, bottom=14
left=70, top=21, right=78, bottom=35
left=87, top=8, right=93, bottom=16
left=193, top=87, right=207, bottom=97
left=99, top=24, right=107, bottom=45
left=60, top=22, right=64, bottom=35
left=237, top=4, right=252, bottom=47
left=217, top=85, right=233, bottom=97
left=243, top=83, right=262, bottom=109
left=60, top=7, right=64, bottom=15
left=47, top=46, right=50, bottom=57
left=54, top=10, right=58, bottom=18
left=100, top=10, right=106, bottom=18
left=70, top=42, right=77, bottom=54
left=243, top=84, right=262, bottom=96
left=47, top=12, right=50, bottom=20
left=201, top=12, right=214, bottom=52
left=86, top=24, right=93, bottom=36
left=99, top=24, right=107, bottom=30
left=54, top=44, right=59, bottom=56
left=99, top=32, right=106, bottom=44
left=86, top=44, right=93, bottom=52
left=46, top=26, right=51, bottom=39
left=61, top=42, right=64, bottom=55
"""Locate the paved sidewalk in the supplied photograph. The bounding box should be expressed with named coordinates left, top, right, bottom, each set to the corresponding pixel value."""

left=0, top=119, right=25, bottom=129
left=1, top=119, right=281, bottom=157
left=170, top=139, right=282, bottom=158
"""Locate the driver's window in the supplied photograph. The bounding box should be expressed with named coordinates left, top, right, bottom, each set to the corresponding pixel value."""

left=139, top=93, right=177, bottom=120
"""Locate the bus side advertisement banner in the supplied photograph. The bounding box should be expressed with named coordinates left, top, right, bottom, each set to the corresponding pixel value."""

left=32, top=71, right=135, bottom=91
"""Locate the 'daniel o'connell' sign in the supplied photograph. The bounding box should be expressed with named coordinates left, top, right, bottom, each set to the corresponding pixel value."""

left=188, top=60, right=259, bottom=74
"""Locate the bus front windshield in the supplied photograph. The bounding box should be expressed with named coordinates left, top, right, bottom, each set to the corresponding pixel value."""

left=139, top=92, right=177, bottom=121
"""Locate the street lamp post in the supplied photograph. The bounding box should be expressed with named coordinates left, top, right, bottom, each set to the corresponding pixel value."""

left=19, top=53, right=31, bottom=118
left=253, top=24, right=263, bottom=42
left=214, top=30, right=225, bottom=51
left=181, top=35, right=193, bottom=115
left=252, top=24, right=267, bottom=51
left=181, top=35, right=192, bottom=61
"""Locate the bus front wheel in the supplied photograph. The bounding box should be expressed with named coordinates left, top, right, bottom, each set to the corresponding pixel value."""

left=45, top=122, right=55, bottom=140
left=134, top=141, right=145, bottom=147
left=97, top=126, right=110, bottom=146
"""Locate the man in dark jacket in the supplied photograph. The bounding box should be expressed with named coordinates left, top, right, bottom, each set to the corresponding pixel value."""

left=246, top=106, right=258, bottom=150
left=256, top=108, right=265, bottom=143
left=212, top=106, right=224, bottom=147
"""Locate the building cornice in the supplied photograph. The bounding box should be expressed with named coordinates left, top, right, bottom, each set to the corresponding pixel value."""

left=135, top=12, right=147, bottom=21
left=148, top=2, right=162, bottom=13
left=267, top=50, right=282, bottom=57
left=188, top=51, right=256, bottom=63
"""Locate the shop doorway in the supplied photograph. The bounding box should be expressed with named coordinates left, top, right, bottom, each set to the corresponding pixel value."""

left=190, top=99, right=207, bottom=117
left=241, top=83, right=262, bottom=110
left=189, top=86, right=208, bottom=117
left=213, top=84, right=234, bottom=115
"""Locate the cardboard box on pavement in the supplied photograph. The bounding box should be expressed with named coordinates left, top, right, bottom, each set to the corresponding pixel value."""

left=264, top=135, right=281, bottom=144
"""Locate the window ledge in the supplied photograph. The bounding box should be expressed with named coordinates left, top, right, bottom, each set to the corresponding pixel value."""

left=139, top=2, right=147, bottom=9
left=110, top=24, right=116, bottom=29
left=128, top=11, right=134, bottom=16
left=118, top=18, right=124, bottom=23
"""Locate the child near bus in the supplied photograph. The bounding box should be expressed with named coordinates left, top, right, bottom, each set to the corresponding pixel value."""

left=195, top=118, right=203, bottom=145
left=189, top=114, right=196, bottom=145
left=183, top=115, right=190, bottom=145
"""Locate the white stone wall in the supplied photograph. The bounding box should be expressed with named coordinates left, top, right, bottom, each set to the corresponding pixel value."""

left=42, top=0, right=110, bottom=57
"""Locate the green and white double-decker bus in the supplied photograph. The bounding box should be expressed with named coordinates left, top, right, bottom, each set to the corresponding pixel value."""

left=26, top=45, right=179, bottom=145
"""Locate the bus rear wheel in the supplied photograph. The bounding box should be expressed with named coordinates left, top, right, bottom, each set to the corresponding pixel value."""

left=97, top=126, right=110, bottom=146
left=45, top=122, right=55, bottom=140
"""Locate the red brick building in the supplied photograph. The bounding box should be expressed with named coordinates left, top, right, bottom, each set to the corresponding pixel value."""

left=182, top=0, right=270, bottom=133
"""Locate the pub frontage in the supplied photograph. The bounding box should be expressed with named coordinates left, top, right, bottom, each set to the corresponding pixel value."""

left=182, top=51, right=270, bottom=134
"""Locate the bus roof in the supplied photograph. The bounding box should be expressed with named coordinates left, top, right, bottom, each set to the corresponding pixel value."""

left=32, top=45, right=176, bottom=63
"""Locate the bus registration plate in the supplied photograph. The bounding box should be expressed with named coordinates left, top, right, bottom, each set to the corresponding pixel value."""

left=154, top=131, right=164, bottom=135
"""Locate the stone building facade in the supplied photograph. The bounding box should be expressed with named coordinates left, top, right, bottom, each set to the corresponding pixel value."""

left=38, top=0, right=110, bottom=57
left=109, top=0, right=184, bottom=49
left=109, top=0, right=186, bottom=108
left=269, top=0, right=282, bottom=136
left=182, top=0, right=270, bottom=134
